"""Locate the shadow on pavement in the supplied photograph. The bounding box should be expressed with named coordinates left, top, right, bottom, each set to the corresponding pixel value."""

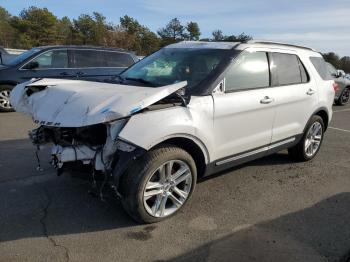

left=1, top=139, right=349, bottom=262
left=0, top=139, right=137, bottom=243
left=169, top=193, right=350, bottom=262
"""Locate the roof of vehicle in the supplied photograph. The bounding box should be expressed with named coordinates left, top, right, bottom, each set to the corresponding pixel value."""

left=32, top=45, right=134, bottom=54
left=167, top=40, right=319, bottom=54
left=166, top=41, right=240, bottom=49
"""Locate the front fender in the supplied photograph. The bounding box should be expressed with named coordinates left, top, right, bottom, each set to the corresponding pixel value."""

left=118, top=100, right=214, bottom=164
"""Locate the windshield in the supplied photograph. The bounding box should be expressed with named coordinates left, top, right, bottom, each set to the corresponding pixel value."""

left=120, top=48, right=228, bottom=92
left=5, top=48, right=42, bottom=66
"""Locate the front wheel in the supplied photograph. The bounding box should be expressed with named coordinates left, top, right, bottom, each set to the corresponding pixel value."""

left=120, top=145, right=197, bottom=223
left=288, top=115, right=325, bottom=162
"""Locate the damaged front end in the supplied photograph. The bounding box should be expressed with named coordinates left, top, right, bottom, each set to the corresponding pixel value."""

left=11, top=78, right=187, bottom=198
left=29, top=118, right=145, bottom=198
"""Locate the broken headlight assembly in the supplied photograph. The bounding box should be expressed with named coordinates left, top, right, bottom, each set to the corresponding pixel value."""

left=29, top=118, right=131, bottom=171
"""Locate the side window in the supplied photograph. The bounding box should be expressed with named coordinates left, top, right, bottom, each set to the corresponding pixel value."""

left=72, top=50, right=106, bottom=68
left=225, top=51, right=269, bottom=92
left=310, top=57, right=333, bottom=80
left=269, top=53, right=307, bottom=86
left=105, top=52, right=135, bottom=67
left=326, top=63, right=338, bottom=77
left=25, top=50, right=68, bottom=69
left=298, top=59, right=309, bottom=83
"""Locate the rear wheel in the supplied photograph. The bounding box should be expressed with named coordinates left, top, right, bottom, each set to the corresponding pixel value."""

left=288, top=115, right=324, bottom=161
left=0, top=85, right=14, bottom=112
left=336, top=87, right=350, bottom=106
left=120, top=145, right=197, bottom=223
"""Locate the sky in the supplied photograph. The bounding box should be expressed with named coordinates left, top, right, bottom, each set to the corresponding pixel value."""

left=1, top=0, right=350, bottom=56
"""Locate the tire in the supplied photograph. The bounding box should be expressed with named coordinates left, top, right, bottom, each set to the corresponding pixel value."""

left=120, top=145, right=197, bottom=223
left=336, top=87, right=350, bottom=106
left=0, top=85, right=14, bottom=112
left=288, top=115, right=325, bottom=162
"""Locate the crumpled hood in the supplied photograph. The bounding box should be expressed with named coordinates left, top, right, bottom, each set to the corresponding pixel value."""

left=10, top=78, right=187, bottom=127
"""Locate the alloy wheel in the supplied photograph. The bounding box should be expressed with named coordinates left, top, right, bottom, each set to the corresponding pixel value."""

left=341, top=88, right=350, bottom=104
left=304, top=122, right=323, bottom=157
left=143, top=160, right=192, bottom=218
left=0, top=89, right=11, bottom=109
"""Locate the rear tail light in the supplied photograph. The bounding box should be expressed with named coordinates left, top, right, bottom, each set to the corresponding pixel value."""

left=333, top=83, right=340, bottom=92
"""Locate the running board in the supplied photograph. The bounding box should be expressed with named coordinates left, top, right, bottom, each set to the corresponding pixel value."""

left=216, top=137, right=296, bottom=166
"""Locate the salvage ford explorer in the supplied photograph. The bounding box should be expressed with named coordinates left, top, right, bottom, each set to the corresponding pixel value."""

left=10, top=41, right=335, bottom=223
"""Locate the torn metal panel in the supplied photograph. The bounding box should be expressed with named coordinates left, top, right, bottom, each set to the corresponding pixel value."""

left=10, top=78, right=187, bottom=127
left=48, top=119, right=135, bottom=172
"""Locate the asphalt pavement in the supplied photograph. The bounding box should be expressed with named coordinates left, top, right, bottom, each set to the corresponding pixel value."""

left=0, top=104, right=349, bottom=262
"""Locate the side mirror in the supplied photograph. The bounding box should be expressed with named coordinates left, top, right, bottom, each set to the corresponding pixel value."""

left=24, top=61, right=39, bottom=70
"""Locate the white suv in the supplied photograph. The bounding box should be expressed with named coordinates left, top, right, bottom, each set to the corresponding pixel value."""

left=11, top=41, right=335, bottom=223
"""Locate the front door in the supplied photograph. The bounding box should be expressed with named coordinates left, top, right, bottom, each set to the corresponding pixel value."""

left=19, top=49, right=76, bottom=81
left=212, top=50, right=275, bottom=162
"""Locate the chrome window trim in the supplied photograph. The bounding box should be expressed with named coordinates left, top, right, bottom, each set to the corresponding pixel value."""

left=19, top=48, right=133, bottom=71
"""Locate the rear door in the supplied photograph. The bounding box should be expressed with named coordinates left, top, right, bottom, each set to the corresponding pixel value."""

left=212, top=50, right=275, bottom=161
left=267, top=51, right=319, bottom=143
left=71, top=49, right=135, bottom=82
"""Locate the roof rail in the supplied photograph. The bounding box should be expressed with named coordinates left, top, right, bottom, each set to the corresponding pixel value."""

left=247, top=40, right=316, bottom=52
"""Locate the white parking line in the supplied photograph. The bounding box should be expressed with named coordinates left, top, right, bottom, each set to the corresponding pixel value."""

left=333, top=108, right=350, bottom=113
left=329, top=127, right=350, bottom=133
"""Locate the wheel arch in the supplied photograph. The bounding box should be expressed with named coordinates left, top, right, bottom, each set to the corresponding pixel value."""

left=313, top=107, right=329, bottom=131
left=149, top=135, right=209, bottom=178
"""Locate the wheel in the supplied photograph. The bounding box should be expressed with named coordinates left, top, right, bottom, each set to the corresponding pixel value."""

left=288, top=115, right=324, bottom=162
left=336, top=87, right=350, bottom=106
left=0, top=85, right=14, bottom=112
left=120, top=145, right=197, bottom=223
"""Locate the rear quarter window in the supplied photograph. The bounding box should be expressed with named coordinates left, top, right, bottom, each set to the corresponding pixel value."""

left=310, top=57, right=333, bottom=80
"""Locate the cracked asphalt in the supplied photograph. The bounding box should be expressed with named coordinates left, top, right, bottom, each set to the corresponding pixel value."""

left=0, top=104, right=350, bottom=262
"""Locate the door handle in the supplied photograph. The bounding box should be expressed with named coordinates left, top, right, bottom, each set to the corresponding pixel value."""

left=260, top=96, right=274, bottom=104
left=306, top=88, right=315, bottom=95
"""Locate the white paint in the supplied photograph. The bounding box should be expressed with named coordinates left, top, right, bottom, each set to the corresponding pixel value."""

left=10, top=78, right=187, bottom=127
left=119, top=95, right=213, bottom=163
left=12, top=43, right=335, bottom=170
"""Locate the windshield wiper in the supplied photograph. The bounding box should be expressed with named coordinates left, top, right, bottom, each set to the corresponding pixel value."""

left=125, top=77, right=156, bottom=86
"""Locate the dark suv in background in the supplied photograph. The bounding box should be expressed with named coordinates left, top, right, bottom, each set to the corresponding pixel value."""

left=0, top=46, right=138, bottom=111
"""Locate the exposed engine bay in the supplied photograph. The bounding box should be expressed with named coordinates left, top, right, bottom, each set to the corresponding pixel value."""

left=29, top=119, right=144, bottom=199
left=29, top=119, right=131, bottom=173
